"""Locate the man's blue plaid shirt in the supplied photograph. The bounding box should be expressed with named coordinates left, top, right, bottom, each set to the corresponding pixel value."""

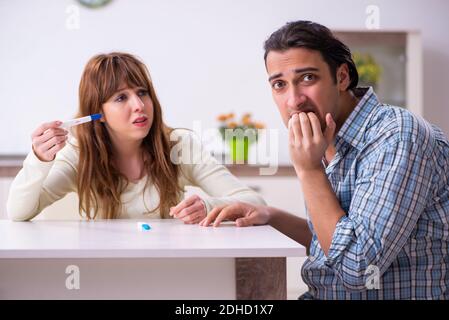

left=300, top=87, right=449, bottom=299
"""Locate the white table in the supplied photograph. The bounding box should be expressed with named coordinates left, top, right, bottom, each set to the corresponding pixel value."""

left=0, top=219, right=305, bottom=299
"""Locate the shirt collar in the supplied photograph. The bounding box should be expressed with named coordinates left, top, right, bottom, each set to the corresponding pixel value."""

left=335, top=87, right=380, bottom=151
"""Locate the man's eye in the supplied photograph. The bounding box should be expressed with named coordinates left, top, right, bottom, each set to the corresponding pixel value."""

left=303, top=74, right=315, bottom=82
left=272, top=81, right=285, bottom=90
left=115, top=94, right=126, bottom=102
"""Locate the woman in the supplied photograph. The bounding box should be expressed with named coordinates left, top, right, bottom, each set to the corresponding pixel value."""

left=7, top=52, right=265, bottom=222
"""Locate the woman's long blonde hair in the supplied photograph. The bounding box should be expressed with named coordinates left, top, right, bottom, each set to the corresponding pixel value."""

left=75, top=52, right=182, bottom=219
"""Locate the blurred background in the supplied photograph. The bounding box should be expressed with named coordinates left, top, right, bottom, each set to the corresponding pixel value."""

left=1, top=0, right=448, bottom=158
left=1, top=0, right=448, bottom=299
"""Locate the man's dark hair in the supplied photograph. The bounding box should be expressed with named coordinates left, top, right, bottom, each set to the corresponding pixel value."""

left=264, top=21, right=359, bottom=90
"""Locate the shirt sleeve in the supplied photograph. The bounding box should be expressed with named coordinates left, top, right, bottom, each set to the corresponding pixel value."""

left=172, top=130, right=266, bottom=212
left=324, top=139, right=434, bottom=291
left=7, top=144, right=78, bottom=221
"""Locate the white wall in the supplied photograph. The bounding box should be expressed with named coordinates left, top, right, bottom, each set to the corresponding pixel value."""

left=1, top=0, right=448, bottom=163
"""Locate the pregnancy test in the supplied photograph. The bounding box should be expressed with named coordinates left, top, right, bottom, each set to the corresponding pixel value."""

left=59, top=113, right=102, bottom=129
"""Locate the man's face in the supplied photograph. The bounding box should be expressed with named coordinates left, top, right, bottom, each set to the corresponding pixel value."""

left=266, top=47, right=346, bottom=130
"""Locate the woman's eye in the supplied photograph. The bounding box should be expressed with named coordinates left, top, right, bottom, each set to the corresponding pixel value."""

left=137, top=89, right=148, bottom=97
left=115, top=94, right=126, bottom=102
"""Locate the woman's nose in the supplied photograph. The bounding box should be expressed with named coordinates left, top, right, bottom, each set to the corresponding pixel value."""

left=130, top=94, right=145, bottom=112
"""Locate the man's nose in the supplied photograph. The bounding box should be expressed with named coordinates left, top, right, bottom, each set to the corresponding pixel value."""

left=286, top=87, right=307, bottom=112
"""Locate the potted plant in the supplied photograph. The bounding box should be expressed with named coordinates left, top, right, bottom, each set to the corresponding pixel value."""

left=353, top=52, right=382, bottom=89
left=217, top=112, right=265, bottom=163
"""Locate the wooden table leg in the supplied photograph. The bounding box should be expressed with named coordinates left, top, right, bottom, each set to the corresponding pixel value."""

left=235, top=257, right=286, bottom=300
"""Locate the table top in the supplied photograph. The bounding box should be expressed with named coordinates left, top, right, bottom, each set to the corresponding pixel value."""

left=0, top=219, right=306, bottom=258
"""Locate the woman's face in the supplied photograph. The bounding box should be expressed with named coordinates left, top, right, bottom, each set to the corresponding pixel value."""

left=101, top=85, right=154, bottom=144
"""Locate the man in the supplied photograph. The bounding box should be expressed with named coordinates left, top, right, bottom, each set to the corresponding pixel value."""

left=200, top=21, right=449, bottom=299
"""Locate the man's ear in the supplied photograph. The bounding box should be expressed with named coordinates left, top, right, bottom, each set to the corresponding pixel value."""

left=336, top=63, right=350, bottom=91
